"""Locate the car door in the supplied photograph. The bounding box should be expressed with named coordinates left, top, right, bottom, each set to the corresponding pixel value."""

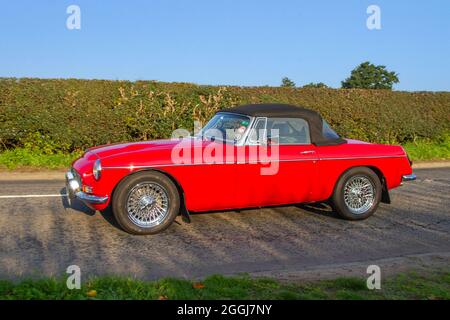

left=171, top=113, right=252, bottom=212
left=233, top=117, right=318, bottom=208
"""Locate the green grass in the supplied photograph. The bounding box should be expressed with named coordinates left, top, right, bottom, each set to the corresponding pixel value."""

left=0, top=136, right=449, bottom=170
left=0, top=271, right=449, bottom=300
left=403, top=135, right=450, bottom=161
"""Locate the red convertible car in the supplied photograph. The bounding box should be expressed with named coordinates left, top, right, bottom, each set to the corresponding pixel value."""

left=66, top=104, right=416, bottom=235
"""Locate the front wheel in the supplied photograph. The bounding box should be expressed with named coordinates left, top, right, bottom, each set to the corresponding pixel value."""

left=112, top=171, right=180, bottom=235
left=331, top=167, right=382, bottom=220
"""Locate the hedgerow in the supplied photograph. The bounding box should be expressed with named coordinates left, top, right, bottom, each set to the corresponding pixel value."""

left=0, top=78, right=449, bottom=153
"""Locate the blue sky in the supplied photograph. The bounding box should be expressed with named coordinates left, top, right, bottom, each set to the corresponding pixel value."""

left=0, top=0, right=449, bottom=91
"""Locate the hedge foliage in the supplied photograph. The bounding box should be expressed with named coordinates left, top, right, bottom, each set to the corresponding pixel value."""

left=0, top=78, right=449, bottom=153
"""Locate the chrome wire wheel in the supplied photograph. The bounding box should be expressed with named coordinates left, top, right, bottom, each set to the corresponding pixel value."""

left=343, top=175, right=375, bottom=215
left=126, top=182, right=170, bottom=228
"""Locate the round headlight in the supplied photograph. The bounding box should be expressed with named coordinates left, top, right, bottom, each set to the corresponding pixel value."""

left=93, top=159, right=102, bottom=180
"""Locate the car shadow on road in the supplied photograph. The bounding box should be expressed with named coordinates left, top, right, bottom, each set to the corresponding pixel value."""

left=59, top=185, right=340, bottom=232
left=295, top=202, right=341, bottom=219
left=60, top=187, right=124, bottom=230
left=187, top=201, right=341, bottom=221
left=60, top=187, right=95, bottom=216
left=98, top=206, right=125, bottom=230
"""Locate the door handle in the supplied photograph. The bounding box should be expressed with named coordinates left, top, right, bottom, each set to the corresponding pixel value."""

left=299, top=150, right=315, bottom=155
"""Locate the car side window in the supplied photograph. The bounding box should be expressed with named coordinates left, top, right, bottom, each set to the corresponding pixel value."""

left=322, top=120, right=340, bottom=139
left=267, top=118, right=311, bottom=145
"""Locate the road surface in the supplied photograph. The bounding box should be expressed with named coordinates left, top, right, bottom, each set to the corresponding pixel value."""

left=0, top=168, right=449, bottom=280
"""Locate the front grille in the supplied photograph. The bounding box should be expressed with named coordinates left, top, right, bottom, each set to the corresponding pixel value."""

left=71, top=168, right=82, bottom=186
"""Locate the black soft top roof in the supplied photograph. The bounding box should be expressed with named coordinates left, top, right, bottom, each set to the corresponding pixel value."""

left=220, top=103, right=346, bottom=146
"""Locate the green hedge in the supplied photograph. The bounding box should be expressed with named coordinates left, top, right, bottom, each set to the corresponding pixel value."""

left=0, top=78, right=449, bottom=153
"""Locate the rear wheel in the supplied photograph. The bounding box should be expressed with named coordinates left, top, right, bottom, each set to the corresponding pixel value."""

left=331, top=167, right=381, bottom=220
left=112, top=171, right=180, bottom=235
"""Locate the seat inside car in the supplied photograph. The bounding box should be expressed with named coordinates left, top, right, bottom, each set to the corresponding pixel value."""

left=271, top=123, right=290, bottom=144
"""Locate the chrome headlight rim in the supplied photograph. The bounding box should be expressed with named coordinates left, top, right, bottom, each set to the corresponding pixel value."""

left=93, top=159, right=102, bottom=181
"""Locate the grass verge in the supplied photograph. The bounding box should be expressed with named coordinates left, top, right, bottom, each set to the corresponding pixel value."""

left=1, top=270, right=449, bottom=300
left=0, top=136, right=449, bottom=170
left=0, top=148, right=82, bottom=170
left=403, top=135, right=450, bottom=161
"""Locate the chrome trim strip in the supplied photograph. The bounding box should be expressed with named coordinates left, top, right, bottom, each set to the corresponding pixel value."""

left=402, top=173, right=417, bottom=182
left=319, top=155, right=407, bottom=161
left=102, top=163, right=233, bottom=169
left=102, top=155, right=406, bottom=170
left=102, top=158, right=318, bottom=170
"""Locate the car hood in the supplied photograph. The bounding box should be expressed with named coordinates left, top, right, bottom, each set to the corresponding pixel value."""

left=86, top=139, right=187, bottom=160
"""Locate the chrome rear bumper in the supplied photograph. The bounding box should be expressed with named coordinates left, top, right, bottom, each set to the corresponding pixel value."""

left=65, top=170, right=108, bottom=205
left=401, top=173, right=417, bottom=183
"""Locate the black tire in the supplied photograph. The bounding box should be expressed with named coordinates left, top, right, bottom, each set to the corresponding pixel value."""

left=112, top=171, right=180, bottom=235
left=331, top=167, right=382, bottom=221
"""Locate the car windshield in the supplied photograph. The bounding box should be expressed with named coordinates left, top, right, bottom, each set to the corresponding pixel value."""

left=198, top=113, right=251, bottom=143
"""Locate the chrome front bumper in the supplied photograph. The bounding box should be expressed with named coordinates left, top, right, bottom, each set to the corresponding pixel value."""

left=401, top=173, right=417, bottom=183
left=65, top=170, right=108, bottom=205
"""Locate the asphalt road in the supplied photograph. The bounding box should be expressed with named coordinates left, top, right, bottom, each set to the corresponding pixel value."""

left=0, top=168, right=449, bottom=280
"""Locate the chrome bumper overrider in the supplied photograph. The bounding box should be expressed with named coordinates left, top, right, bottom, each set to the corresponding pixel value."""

left=65, top=170, right=108, bottom=205
left=401, top=173, right=417, bottom=183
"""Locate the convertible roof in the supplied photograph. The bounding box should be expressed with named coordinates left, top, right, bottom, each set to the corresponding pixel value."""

left=221, top=103, right=319, bottom=119
left=219, top=103, right=347, bottom=146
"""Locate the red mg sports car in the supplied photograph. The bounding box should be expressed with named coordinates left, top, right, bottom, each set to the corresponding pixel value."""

left=66, top=104, right=416, bottom=235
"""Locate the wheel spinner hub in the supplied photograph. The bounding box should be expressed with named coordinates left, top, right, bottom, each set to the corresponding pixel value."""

left=139, top=195, right=155, bottom=209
